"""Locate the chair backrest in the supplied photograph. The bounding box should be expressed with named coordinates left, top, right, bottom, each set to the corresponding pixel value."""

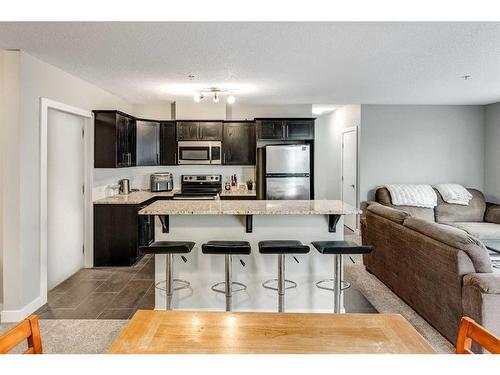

left=456, top=317, right=500, bottom=354
left=0, top=315, right=43, bottom=354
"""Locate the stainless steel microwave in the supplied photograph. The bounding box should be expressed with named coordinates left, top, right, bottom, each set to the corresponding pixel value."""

left=177, top=141, right=222, bottom=165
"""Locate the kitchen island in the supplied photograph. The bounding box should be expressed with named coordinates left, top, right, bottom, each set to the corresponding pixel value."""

left=138, top=199, right=361, bottom=312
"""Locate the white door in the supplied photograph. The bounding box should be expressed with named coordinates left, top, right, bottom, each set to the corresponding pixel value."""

left=342, top=127, right=358, bottom=231
left=47, top=108, right=85, bottom=289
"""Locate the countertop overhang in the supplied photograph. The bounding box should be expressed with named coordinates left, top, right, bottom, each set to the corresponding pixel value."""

left=138, top=200, right=361, bottom=216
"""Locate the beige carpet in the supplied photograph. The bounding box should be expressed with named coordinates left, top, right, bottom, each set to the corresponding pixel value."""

left=0, top=319, right=127, bottom=354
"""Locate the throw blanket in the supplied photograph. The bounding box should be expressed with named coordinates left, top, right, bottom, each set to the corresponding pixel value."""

left=385, top=184, right=437, bottom=208
left=434, top=184, right=472, bottom=205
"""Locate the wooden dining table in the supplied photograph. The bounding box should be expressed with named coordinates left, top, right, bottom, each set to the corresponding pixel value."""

left=108, top=310, right=435, bottom=354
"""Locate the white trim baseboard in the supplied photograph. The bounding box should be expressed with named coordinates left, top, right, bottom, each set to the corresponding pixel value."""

left=0, top=296, right=44, bottom=323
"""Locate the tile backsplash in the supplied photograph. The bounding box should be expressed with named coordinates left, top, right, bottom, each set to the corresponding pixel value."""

left=92, top=165, right=256, bottom=200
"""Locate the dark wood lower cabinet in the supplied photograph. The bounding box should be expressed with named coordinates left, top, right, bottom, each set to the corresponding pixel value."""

left=93, top=203, right=155, bottom=267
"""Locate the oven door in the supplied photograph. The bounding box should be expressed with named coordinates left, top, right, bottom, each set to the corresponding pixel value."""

left=178, top=142, right=211, bottom=164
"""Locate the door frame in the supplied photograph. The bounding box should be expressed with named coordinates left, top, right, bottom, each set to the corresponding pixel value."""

left=39, top=98, right=93, bottom=305
left=340, top=126, right=359, bottom=233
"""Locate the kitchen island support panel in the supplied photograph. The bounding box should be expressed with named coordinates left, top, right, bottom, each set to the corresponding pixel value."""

left=151, top=214, right=348, bottom=311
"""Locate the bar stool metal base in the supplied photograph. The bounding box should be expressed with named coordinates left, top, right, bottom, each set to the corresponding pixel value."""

left=315, top=279, right=350, bottom=291
left=211, top=281, right=247, bottom=294
left=262, top=279, right=297, bottom=291
left=155, top=279, right=191, bottom=292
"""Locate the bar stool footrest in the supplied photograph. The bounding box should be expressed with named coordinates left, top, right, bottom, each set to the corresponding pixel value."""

left=262, top=279, right=297, bottom=291
left=155, top=279, right=191, bottom=292
left=211, top=281, right=247, bottom=294
left=315, top=279, right=350, bottom=291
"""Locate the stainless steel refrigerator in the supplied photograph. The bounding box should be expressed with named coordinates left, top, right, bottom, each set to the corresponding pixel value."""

left=262, top=144, right=311, bottom=200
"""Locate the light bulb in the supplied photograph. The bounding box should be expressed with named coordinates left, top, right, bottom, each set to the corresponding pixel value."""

left=194, top=92, right=201, bottom=102
left=213, top=92, right=219, bottom=103
left=226, top=95, right=236, bottom=105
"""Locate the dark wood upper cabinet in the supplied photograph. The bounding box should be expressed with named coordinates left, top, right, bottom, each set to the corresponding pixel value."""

left=223, top=122, right=256, bottom=165
left=176, top=121, right=199, bottom=140
left=199, top=122, right=223, bottom=140
left=94, top=111, right=136, bottom=168
left=176, top=121, right=222, bottom=141
left=285, top=119, right=315, bottom=140
left=160, top=121, right=177, bottom=165
left=256, top=118, right=315, bottom=141
left=256, top=119, right=285, bottom=140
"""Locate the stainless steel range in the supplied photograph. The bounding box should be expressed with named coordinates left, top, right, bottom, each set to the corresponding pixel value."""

left=173, top=175, right=222, bottom=200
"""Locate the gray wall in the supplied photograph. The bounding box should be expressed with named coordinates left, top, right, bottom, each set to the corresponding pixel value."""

left=485, top=102, right=500, bottom=204
left=1, top=50, right=133, bottom=319
left=359, top=105, right=485, bottom=204
left=314, top=105, right=360, bottom=199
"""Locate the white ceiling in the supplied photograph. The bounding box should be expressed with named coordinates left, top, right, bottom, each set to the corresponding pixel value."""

left=1, top=22, right=499, bottom=105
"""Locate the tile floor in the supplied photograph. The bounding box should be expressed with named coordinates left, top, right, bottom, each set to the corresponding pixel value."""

left=35, top=254, right=155, bottom=319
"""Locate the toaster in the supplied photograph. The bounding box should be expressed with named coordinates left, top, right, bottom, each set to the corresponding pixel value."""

left=150, top=172, right=173, bottom=192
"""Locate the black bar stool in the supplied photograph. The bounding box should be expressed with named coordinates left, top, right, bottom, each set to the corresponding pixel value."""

left=139, top=241, right=195, bottom=310
left=202, top=241, right=251, bottom=312
left=311, top=241, right=373, bottom=313
left=258, top=240, right=310, bottom=312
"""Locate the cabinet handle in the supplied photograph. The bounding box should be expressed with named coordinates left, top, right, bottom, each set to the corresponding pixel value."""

left=223, top=153, right=226, bottom=164
left=282, top=124, right=286, bottom=139
left=174, top=152, right=177, bottom=164
left=156, top=153, right=159, bottom=164
left=200, top=127, right=203, bottom=139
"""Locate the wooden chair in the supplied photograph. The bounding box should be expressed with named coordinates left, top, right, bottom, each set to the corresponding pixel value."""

left=0, top=315, right=43, bottom=354
left=456, top=317, right=500, bottom=354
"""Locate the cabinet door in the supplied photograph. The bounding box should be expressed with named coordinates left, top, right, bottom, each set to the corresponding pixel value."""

left=285, top=120, right=314, bottom=140
left=176, top=122, right=199, bottom=140
left=160, top=122, right=177, bottom=165
left=128, top=118, right=137, bottom=166
left=136, top=121, right=159, bottom=166
left=116, top=113, right=130, bottom=167
left=94, top=204, right=141, bottom=266
left=257, top=120, right=285, bottom=140
left=199, top=122, right=222, bottom=140
left=94, top=111, right=118, bottom=168
left=223, top=122, right=256, bottom=165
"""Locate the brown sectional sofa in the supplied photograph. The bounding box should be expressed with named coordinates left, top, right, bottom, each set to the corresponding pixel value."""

left=361, top=187, right=500, bottom=345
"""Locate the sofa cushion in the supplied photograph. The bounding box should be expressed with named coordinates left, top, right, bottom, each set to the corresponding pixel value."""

left=375, top=187, right=436, bottom=222
left=366, top=202, right=410, bottom=224
left=435, top=188, right=486, bottom=223
left=403, top=217, right=492, bottom=273
left=447, top=222, right=500, bottom=241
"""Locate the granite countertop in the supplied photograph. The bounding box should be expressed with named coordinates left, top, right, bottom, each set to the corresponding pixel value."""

left=93, top=189, right=257, bottom=205
left=138, top=200, right=361, bottom=216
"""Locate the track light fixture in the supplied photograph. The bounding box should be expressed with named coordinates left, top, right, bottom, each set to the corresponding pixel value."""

left=193, top=87, right=235, bottom=104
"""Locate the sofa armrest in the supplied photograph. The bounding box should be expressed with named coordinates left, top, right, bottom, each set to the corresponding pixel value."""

left=403, top=218, right=493, bottom=273
left=366, top=202, right=410, bottom=224
left=462, top=273, right=500, bottom=348
left=463, top=273, right=500, bottom=294
left=485, top=203, right=500, bottom=224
